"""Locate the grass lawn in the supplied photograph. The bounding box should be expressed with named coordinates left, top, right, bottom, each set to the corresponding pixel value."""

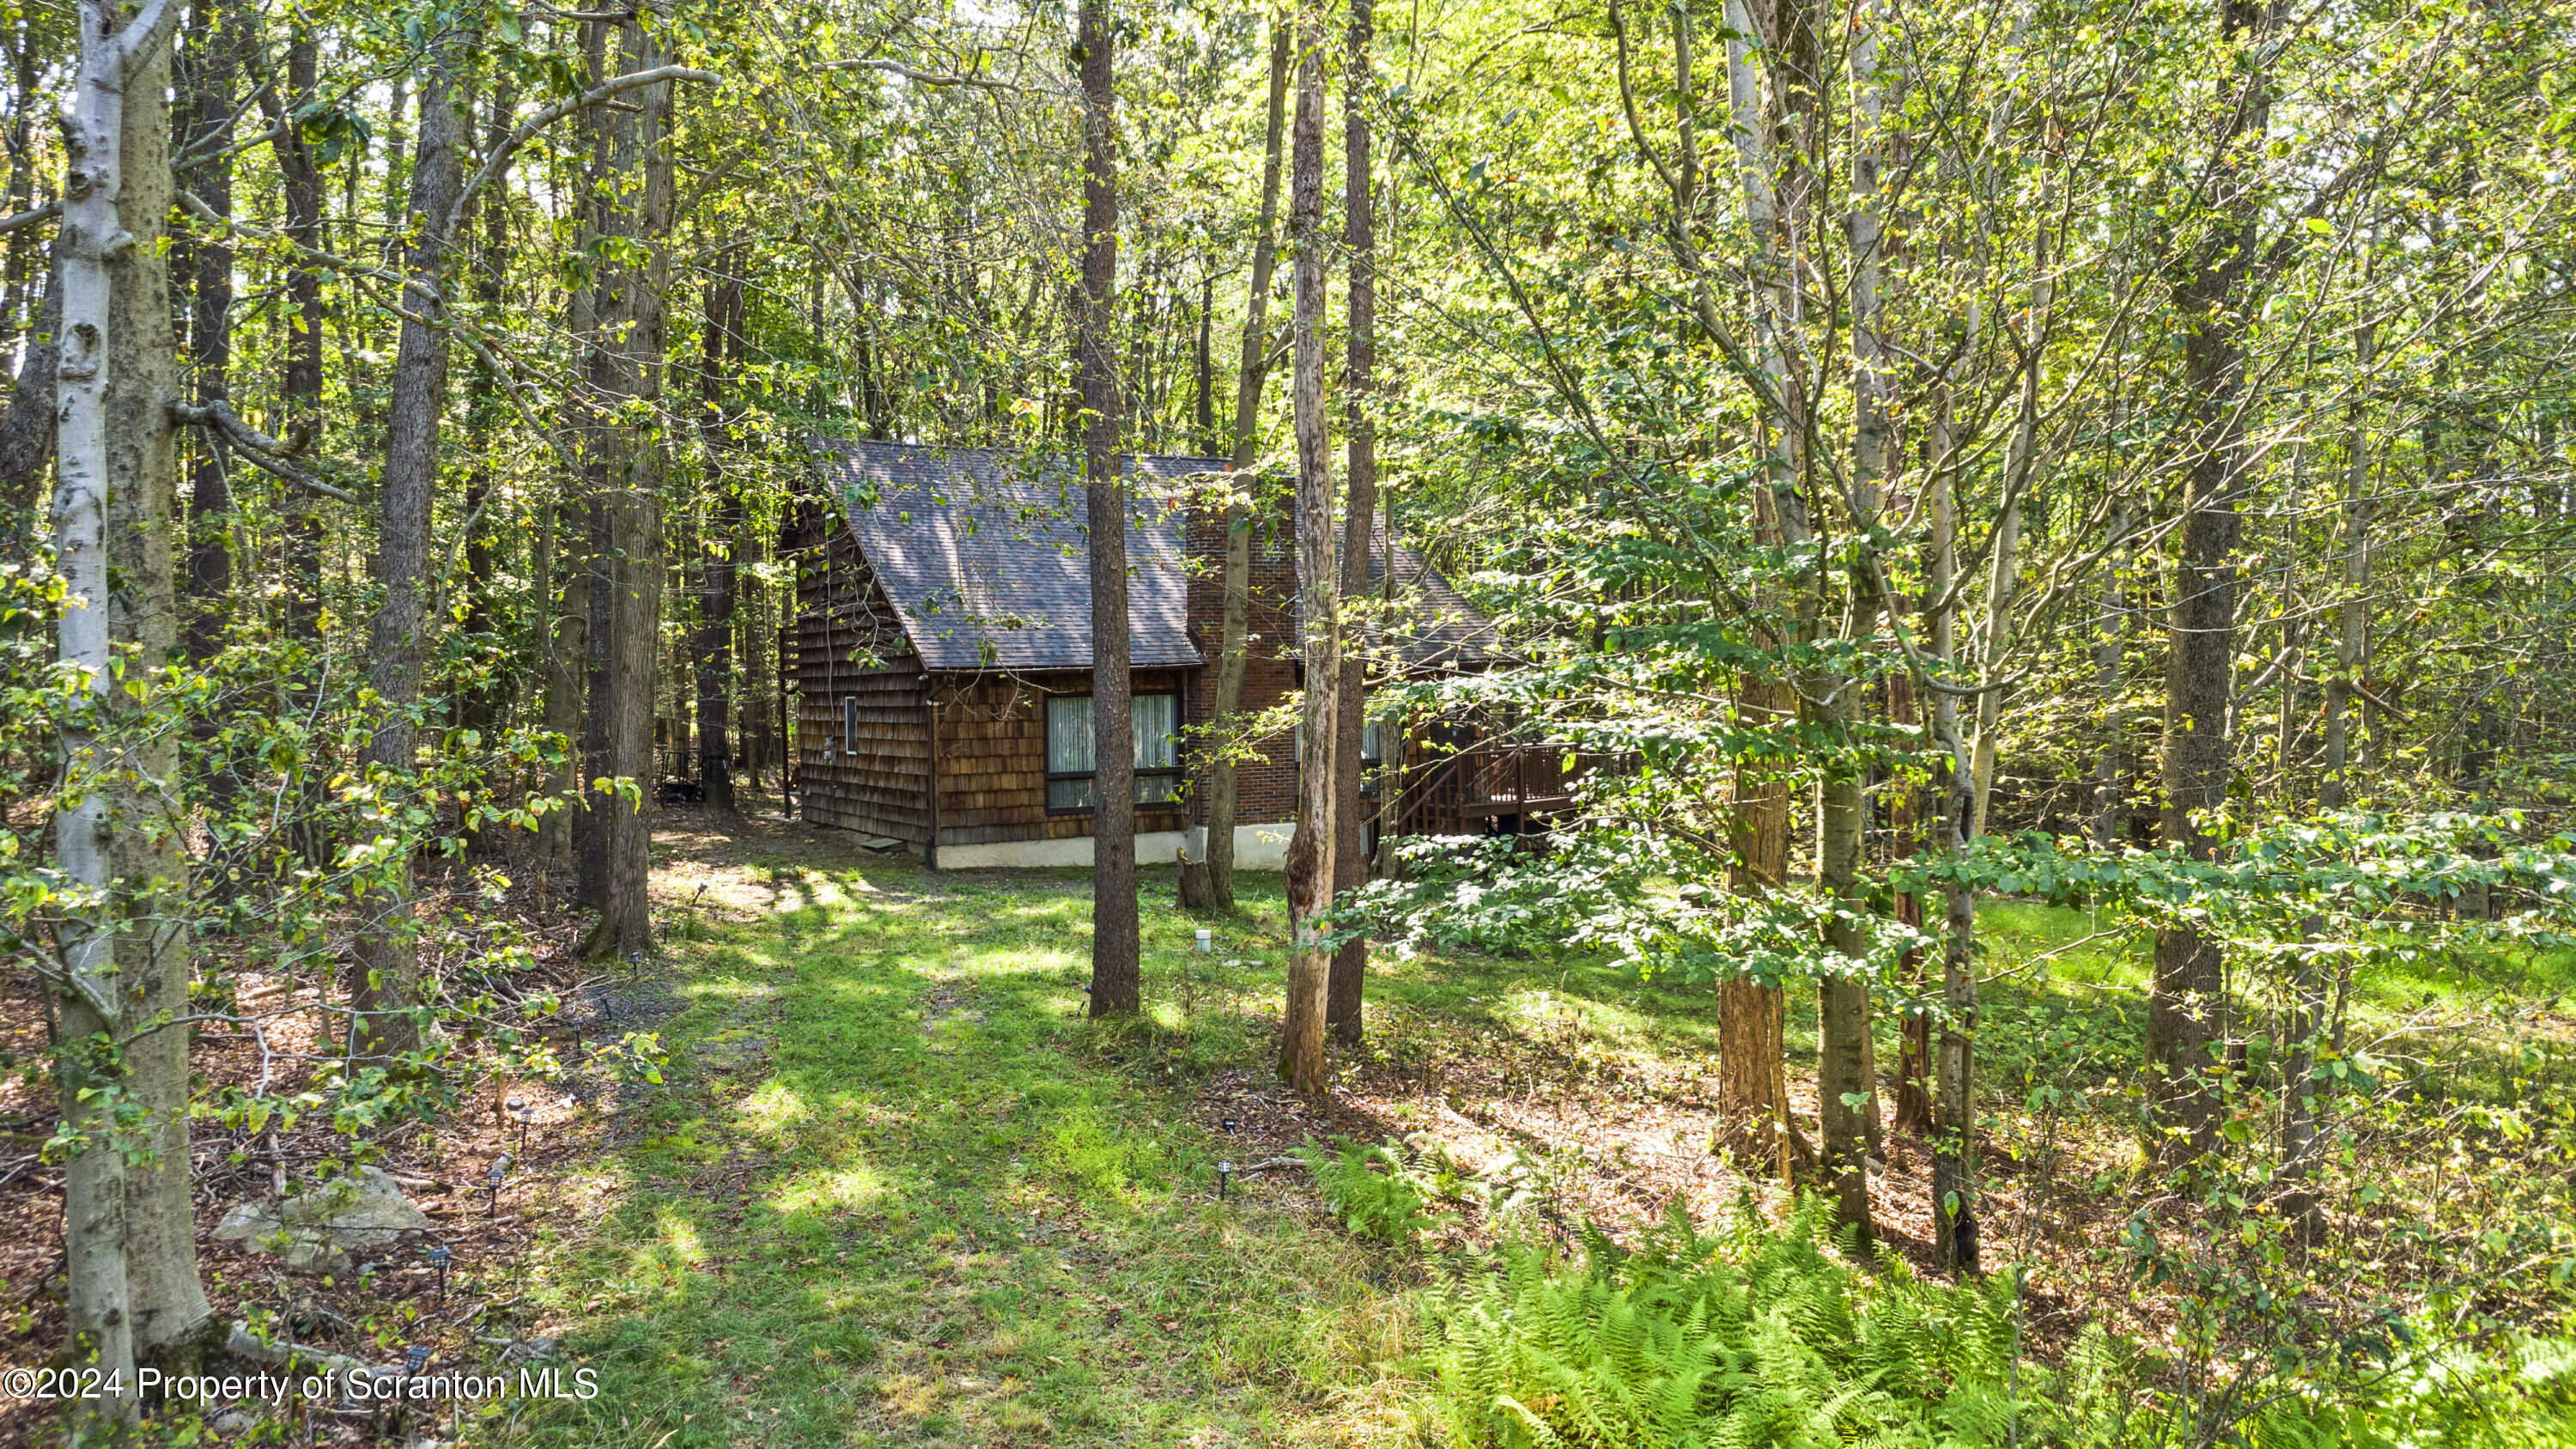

left=475, top=813, right=2570, bottom=1448
left=501, top=823, right=1408, bottom=1448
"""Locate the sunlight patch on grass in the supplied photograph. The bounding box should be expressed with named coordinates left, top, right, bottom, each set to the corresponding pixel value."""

left=769, top=1162, right=891, bottom=1215
left=736, top=1080, right=813, bottom=1135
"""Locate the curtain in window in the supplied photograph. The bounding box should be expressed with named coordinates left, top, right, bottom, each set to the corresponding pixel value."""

left=1047, top=696, right=1096, bottom=774
left=1133, top=693, right=1176, bottom=769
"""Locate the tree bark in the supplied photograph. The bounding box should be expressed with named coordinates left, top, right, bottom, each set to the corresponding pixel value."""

left=1817, top=588, right=1880, bottom=1251
left=1279, top=14, right=1339, bottom=1094
left=693, top=259, right=747, bottom=813
left=177, top=0, right=237, bottom=667
left=1208, top=15, right=1290, bottom=911
left=1327, top=0, right=1375, bottom=1047
left=54, top=0, right=197, bottom=1418
left=2320, top=319, right=2372, bottom=809
left=1928, top=383, right=1980, bottom=1272
left=0, top=264, right=61, bottom=527
left=2143, top=0, right=2278, bottom=1160
left=266, top=28, right=326, bottom=678
left=1889, top=673, right=1934, bottom=1135
left=597, top=12, right=672, bottom=959
left=539, top=496, right=588, bottom=874
left=454, top=81, right=515, bottom=855
left=1079, top=0, right=1139, bottom=1014
left=1712, top=0, right=1804, bottom=1185
left=350, top=40, right=464, bottom=1059
left=2093, top=502, right=2129, bottom=846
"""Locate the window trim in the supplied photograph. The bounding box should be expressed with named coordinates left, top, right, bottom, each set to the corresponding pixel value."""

left=1044, top=690, right=1185, bottom=814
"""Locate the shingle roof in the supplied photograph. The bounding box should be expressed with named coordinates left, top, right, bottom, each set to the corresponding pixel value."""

left=810, top=437, right=1506, bottom=673
left=1355, top=516, right=1508, bottom=669
left=812, top=439, right=1223, bottom=673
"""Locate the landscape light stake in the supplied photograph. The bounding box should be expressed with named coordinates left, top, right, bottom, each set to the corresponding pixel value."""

left=508, top=1095, right=533, bottom=1154
left=1195, top=928, right=1212, bottom=953
left=404, top=1344, right=430, bottom=1378
left=487, top=1159, right=508, bottom=1217
left=1218, top=1160, right=1233, bottom=1200
left=429, top=1245, right=451, bottom=1300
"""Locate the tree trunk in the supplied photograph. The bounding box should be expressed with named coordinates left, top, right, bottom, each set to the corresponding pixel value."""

left=1079, top=0, right=1139, bottom=1014
left=0, top=266, right=60, bottom=523
left=693, top=259, right=746, bottom=813
left=2320, top=320, right=2372, bottom=810
left=1719, top=676, right=1794, bottom=1177
left=1816, top=590, right=1880, bottom=1250
left=1207, top=15, right=1290, bottom=911
left=1928, top=387, right=1980, bottom=1273
left=177, top=0, right=237, bottom=667
left=454, top=81, right=514, bottom=855
left=1712, top=0, right=1805, bottom=1184
left=1194, top=270, right=1215, bottom=453
left=350, top=43, right=464, bottom=1059
left=595, top=13, right=673, bottom=959
left=2093, top=502, right=2129, bottom=846
left=267, top=28, right=326, bottom=679
left=1279, top=15, right=1339, bottom=1094
left=2146, top=321, right=2245, bottom=1154
left=540, top=498, right=589, bottom=874
left=54, top=0, right=197, bottom=1419
left=1327, top=0, right=1375, bottom=1047
left=1889, top=675, right=1934, bottom=1135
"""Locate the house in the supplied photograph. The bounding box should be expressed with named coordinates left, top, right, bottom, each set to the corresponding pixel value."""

left=781, top=439, right=1550, bottom=870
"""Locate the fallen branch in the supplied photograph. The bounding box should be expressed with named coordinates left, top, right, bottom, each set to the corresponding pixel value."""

left=1234, top=1156, right=1309, bottom=1175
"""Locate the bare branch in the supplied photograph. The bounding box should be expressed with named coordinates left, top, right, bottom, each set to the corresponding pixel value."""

left=171, top=400, right=356, bottom=502
left=445, top=65, right=720, bottom=240
left=0, top=201, right=58, bottom=234
left=817, top=58, right=1018, bottom=92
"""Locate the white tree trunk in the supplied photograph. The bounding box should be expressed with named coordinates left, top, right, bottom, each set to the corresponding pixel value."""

left=54, top=0, right=192, bottom=1421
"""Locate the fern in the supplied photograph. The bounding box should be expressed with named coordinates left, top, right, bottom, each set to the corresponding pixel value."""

left=1400, top=1195, right=2576, bottom=1447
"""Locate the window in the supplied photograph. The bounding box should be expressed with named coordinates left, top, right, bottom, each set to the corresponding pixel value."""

left=1292, top=722, right=1387, bottom=777
left=1047, top=693, right=1182, bottom=811
left=843, top=696, right=861, bottom=756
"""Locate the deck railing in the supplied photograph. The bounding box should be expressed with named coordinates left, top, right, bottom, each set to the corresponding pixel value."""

left=1384, top=736, right=1582, bottom=838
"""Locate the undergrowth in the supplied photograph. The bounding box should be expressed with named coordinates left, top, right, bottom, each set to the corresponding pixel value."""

left=1392, top=1196, right=2576, bottom=1448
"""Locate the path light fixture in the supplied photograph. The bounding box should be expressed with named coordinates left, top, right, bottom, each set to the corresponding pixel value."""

left=508, top=1096, right=533, bottom=1154
left=1220, top=1118, right=1238, bottom=1135
left=486, top=1158, right=509, bottom=1217
left=1218, top=1160, right=1233, bottom=1201
left=1194, top=928, right=1212, bottom=953
left=404, top=1345, right=431, bottom=1378
left=428, top=1245, right=451, bottom=1300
